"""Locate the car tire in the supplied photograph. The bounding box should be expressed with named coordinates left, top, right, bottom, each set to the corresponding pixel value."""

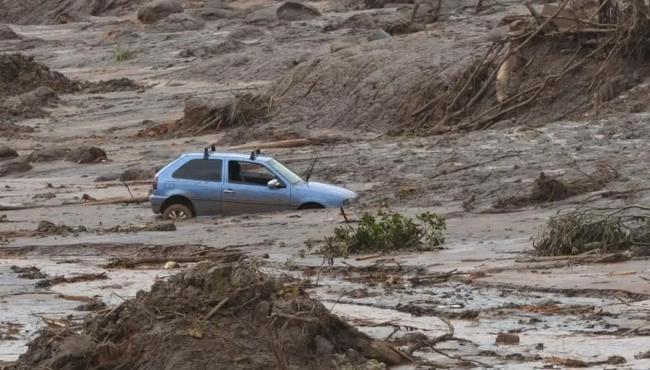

left=162, top=203, right=193, bottom=221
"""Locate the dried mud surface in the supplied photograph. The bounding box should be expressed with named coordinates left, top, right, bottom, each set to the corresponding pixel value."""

left=2, top=0, right=650, bottom=368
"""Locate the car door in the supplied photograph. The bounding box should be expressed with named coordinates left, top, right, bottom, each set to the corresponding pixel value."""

left=222, top=160, right=292, bottom=215
left=170, top=158, right=223, bottom=215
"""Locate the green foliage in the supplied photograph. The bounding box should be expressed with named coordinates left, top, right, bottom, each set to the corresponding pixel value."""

left=113, top=44, right=136, bottom=62
left=533, top=208, right=650, bottom=256
left=322, top=209, right=446, bottom=257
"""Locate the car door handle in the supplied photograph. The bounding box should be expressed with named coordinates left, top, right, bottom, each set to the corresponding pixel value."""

left=223, top=189, right=234, bottom=194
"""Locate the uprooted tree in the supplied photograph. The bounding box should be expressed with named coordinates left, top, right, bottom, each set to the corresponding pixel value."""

left=322, top=208, right=446, bottom=257
left=400, top=0, right=650, bottom=135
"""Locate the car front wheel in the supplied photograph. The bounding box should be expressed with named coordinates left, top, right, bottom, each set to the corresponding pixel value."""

left=162, top=204, right=193, bottom=221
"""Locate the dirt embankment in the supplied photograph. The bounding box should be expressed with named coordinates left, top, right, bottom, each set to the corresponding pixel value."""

left=12, top=262, right=407, bottom=370
left=0, top=0, right=145, bottom=25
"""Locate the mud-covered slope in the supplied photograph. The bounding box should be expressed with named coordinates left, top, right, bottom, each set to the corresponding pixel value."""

left=0, top=0, right=144, bottom=25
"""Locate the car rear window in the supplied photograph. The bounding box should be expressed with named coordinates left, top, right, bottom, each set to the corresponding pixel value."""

left=172, top=159, right=222, bottom=182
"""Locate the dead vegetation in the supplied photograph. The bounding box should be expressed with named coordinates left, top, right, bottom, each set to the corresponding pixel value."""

left=400, top=0, right=650, bottom=134
left=495, top=164, right=619, bottom=208
left=138, top=93, right=272, bottom=137
left=13, top=262, right=408, bottom=369
left=322, top=209, right=446, bottom=257
left=533, top=206, right=650, bottom=256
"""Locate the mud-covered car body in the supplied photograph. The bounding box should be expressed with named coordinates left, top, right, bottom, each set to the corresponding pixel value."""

left=150, top=152, right=357, bottom=218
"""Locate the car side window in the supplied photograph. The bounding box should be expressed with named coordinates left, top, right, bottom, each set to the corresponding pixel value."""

left=172, top=159, right=222, bottom=182
left=228, top=161, right=277, bottom=186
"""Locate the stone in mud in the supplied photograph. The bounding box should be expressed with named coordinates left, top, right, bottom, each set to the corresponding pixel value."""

left=495, top=332, right=520, bottom=345
left=155, top=13, right=205, bottom=32
left=0, top=24, right=19, bottom=40
left=368, top=30, right=392, bottom=42
left=120, top=167, right=155, bottom=181
left=66, top=146, right=107, bottom=164
left=276, top=2, right=321, bottom=21
left=137, top=0, right=184, bottom=24
left=0, top=161, right=32, bottom=177
left=0, top=145, right=18, bottom=159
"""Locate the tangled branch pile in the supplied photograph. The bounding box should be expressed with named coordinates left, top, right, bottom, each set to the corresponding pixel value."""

left=533, top=206, right=650, bottom=256
left=14, top=262, right=407, bottom=369
left=140, top=93, right=272, bottom=137
left=323, top=209, right=446, bottom=257
left=402, top=0, right=650, bottom=135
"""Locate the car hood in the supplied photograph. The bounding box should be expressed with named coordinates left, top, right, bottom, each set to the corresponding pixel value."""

left=294, top=181, right=357, bottom=198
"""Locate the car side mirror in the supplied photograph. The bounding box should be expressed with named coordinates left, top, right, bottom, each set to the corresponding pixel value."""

left=267, top=179, right=281, bottom=189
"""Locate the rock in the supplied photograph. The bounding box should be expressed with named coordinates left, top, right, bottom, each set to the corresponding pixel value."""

left=196, top=7, right=238, bottom=20
left=0, top=161, right=32, bottom=177
left=368, top=30, right=392, bottom=42
left=330, top=41, right=355, bottom=53
left=137, top=0, right=184, bottom=24
left=154, top=13, right=205, bottom=32
left=66, top=146, right=107, bottom=164
left=0, top=145, right=18, bottom=160
left=120, top=167, right=155, bottom=181
left=495, top=332, right=520, bottom=345
left=164, top=261, right=180, bottom=269
left=606, top=355, right=626, bottom=364
left=0, top=24, right=19, bottom=40
left=635, top=350, right=650, bottom=359
left=276, top=2, right=321, bottom=21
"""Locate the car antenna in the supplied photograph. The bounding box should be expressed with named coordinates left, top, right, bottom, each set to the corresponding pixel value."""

left=304, top=154, right=319, bottom=182
left=256, top=148, right=261, bottom=155
left=203, top=148, right=209, bottom=159
left=250, top=151, right=256, bottom=160
left=210, top=144, right=216, bottom=152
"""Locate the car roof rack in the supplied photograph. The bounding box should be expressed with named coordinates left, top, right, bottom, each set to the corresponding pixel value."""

left=249, top=148, right=261, bottom=160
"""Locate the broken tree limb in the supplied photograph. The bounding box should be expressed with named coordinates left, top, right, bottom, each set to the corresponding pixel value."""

left=104, top=251, right=244, bottom=269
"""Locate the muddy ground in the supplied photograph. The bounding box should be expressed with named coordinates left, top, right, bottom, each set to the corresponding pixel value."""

left=1, top=0, right=650, bottom=368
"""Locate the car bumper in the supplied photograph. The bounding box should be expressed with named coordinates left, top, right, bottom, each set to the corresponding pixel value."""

left=150, top=195, right=166, bottom=214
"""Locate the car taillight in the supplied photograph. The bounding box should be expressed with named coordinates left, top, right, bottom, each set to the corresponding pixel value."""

left=152, top=176, right=158, bottom=190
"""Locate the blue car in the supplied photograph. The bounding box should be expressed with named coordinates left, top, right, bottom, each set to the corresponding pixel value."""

left=150, top=151, right=358, bottom=220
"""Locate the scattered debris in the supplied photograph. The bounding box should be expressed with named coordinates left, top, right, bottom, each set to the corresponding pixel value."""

left=36, top=272, right=108, bottom=288
left=495, top=332, right=520, bottom=345
left=82, top=78, right=143, bottom=94
left=26, top=146, right=107, bottom=163
left=14, top=262, right=408, bottom=369
left=322, top=209, right=446, bottom=257
left=104, top=249, right=242, bottom=268
left=36, top=220, right=74, bottom=236
left=10, top=265, right=48, bottom=279
left=75, top=299, right=107, bottom=312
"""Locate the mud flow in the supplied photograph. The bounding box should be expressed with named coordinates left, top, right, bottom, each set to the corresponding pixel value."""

left=2, top=0, right=650, bottom=368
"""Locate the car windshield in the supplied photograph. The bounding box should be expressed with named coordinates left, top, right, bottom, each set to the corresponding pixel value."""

left=268, top=159, right=303, bottom=184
